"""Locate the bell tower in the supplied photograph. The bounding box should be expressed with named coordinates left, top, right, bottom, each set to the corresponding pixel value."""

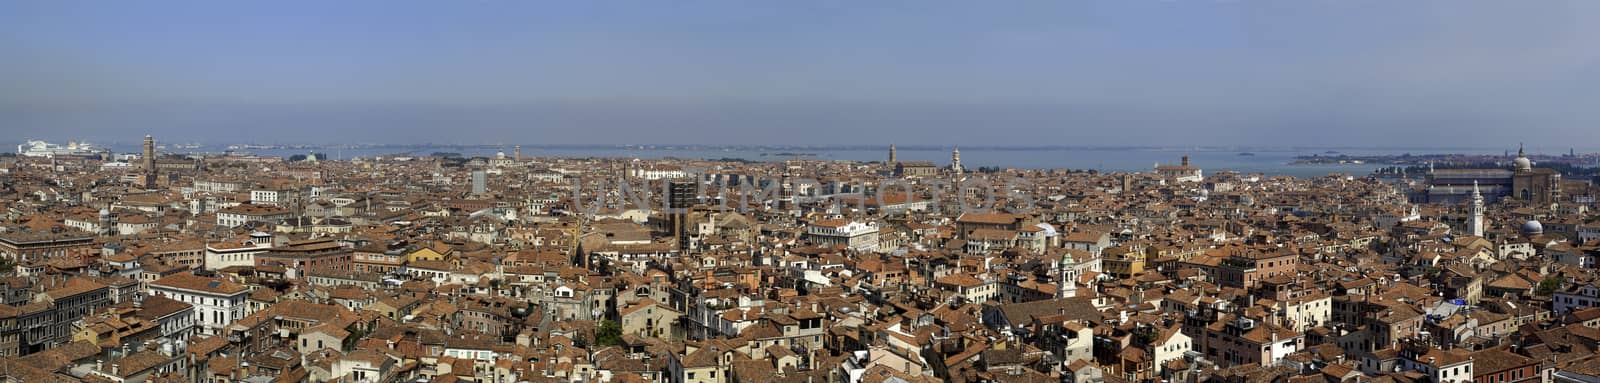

left=1469, top=181, right=1485, bottom=237
left=141, top=135, right=158, bottom=188
left=951, top=146, right=963, bottom=175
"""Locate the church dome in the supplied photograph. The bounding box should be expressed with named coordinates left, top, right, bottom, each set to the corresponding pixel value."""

left=1521, top=220, right=1543, bottom=236
left=1514, top=156, right=1532, bottom=171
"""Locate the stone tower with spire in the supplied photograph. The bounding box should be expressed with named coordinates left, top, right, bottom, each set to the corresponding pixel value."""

left=951, top=146, right=963, bottom=175
left=1470, top=181, right=1484, bottom=237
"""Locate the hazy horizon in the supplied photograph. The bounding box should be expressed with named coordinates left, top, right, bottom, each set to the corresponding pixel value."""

left=5, top=1, right=1599, bottom=147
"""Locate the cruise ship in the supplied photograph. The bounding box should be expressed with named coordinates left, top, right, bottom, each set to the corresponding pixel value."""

left=17, top=140, right=107, bottom=157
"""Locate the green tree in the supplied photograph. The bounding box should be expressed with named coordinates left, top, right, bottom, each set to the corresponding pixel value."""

left=343, top=326, right=367, bottom=351
left=1131, top=326, right=1158, bottom=345
left=573, top=333, right=589, bottom=349
left=595, top=320, right=622, bottom=346
left=1537, top=276, right=1564, bottom=296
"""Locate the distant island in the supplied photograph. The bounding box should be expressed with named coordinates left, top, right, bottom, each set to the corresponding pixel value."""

left=1295, top=152, right=1600, bottom=177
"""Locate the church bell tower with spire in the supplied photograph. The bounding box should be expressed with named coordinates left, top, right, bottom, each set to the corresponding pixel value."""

left=1469, top=181, right=1484, bottom=237
left=951, top=146, right=963, bottom=175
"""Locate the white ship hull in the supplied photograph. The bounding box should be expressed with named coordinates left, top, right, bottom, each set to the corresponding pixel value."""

left=17, top=140, right=106, bottom=157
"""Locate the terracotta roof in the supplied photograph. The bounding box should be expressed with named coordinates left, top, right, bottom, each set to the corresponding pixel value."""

left=956, top=212, right=1023, bottom=225
left=150, top=273, right=249, bottom=295
left=131, top=294, right=193, bottom=320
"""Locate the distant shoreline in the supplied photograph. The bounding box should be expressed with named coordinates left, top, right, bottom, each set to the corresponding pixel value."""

left=13, top=141, right=1585, bottom=153
left=14, top=139, right=1597, bottom=178
left=1292, top=153, right=1600, bottom=166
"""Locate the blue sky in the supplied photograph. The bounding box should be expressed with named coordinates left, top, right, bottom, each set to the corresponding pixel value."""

left=3, top=1, right=1598, bottom=147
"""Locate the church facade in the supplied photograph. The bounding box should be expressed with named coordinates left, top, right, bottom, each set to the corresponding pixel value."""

left=1155, top=156, right=1203, bottom=183
left=1421, top=146, right=1560, bottom=204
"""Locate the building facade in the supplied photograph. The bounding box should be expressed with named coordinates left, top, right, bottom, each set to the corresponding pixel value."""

left=147, top=273, right=251, bottom=336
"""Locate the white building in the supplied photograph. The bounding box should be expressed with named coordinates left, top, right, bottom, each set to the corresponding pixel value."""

left=192, top=179, right=248, bottom=193
left=804, top=219, right=880, bottom=252
left=331, top=349, right=400, bottom=383
left=838, top=346, right=927, bottom=383
left=407, top=262, right=454, bottom=285
left=250, top=189, right=295, bottom=206
left=116, top=215, right=158, bottom=235
left=216, top=203, right=291, bottom=228
left=1152, top=328, right=1191, bottom=374
left=471, top=169, right=487, bottom=195
left=64, top=210, right=110, bottom=234
left=629, top=164, right=690, bottom=180
left=138, top=294, right=198, bottom=343
left=205, top=232, right=275, bottom=270
left=147, top=273, right=251, bottom=336
left=1556, top=283, right=1600, bottom=314
left=1400, top=349, right=1473, bottom=383
left=1374, top=205, right=1422, bottom=230
left=1580, top=224, right=1600, bottom=244
left=443, top=344, right=500, bottom=361
left=1276, top=293, right=1332, bottom=332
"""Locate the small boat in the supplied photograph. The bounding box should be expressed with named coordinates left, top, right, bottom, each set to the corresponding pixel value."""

left=1237, top=152, right=1256, bottom=156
